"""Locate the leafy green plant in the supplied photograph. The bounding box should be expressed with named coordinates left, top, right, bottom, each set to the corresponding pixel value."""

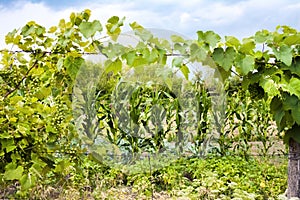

left=0, top=9, right=124, bottom=196
left=212, top=76, right=281, bottom=158
left=153, top=156, right=287, bottom=199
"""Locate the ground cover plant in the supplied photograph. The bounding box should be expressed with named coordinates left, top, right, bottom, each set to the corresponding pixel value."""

left=0, top=155, right=288, bottom=199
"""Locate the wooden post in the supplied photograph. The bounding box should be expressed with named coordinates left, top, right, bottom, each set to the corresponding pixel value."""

left=288, top=138, right=300, bottom=198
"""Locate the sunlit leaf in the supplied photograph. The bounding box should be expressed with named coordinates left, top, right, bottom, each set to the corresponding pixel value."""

left=64, top=56, right=84, bottom=80
left=20, top=173, right=36, bottom=190
left=106, top=16, right=125, bottom=41
left=225, top=36, right=241, bottom=48
left=254, top=29, right=271, bottom=43
left=239, top=39, right=255, bottom=54
left=190, top=43, right=206, bottom=62
left=105, top=58, right=122, bottom=74
left=237, top=55, right=255, bottom=75
left=259, top=79, right=279, bottom=97
left=171, top=35, right=185, bottom=43
left=284, top=34, right=300, bottom=45
left=180, top=64, right=190, bottom=80
left=197, top=30, right=221, bottom=47
left=212, top=47, right=236, bottom=71
left=172, top=57, right=184, bottom=68
left=130, top=22, right=153, bottom=41
left=4, top=165, right=24, bottom=180
left=272, top=45, right=293, bottom=66
left=79, top=20, right=102, bottom=38
left=288, top=78, right=300, bottom=98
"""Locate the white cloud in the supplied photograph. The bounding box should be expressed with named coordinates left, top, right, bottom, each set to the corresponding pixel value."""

left=0, top=0, right=300, bottom=48
left=0, top=2, right=76, bottom=47
left=197, top=3, right=244, bottom=25
left=180, top=13, right=192, bottom=24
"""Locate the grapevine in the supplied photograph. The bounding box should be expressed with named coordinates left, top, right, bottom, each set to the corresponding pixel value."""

left=1, top=9, right=300, bottom=198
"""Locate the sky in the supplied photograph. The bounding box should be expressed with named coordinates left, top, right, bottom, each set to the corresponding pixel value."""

left=0, top=0, right=300, bottom=47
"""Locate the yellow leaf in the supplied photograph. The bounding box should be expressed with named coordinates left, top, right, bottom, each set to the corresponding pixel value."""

left=48, top=26, right=57, bottom=33
left=9, top=117, right=18, bottom=123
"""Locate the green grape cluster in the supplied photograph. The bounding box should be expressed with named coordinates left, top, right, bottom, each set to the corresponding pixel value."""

left=30, top=77, right=40, bottom=88
left=248, top=83, right=265, bottom=100
left=52, top=97, right=68, bottom=127
left=22, top=76, right=41, bottom=98
left=0, top=70, right=11, bottom=94
left=0, top=67, right=20, bottom=88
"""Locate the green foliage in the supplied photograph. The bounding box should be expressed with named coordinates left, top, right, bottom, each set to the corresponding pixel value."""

left=212, top=47, right=236, bottom=71
left=215, top=77, right=280, bottom=158
left=0, top=9, right=117, bottom=195
left=151, top=156, right=287, bottom=199
left=191, top=25, right=300, bottom=145
left=199, top=25, right=300, bottom=145
left=0, top=8, right=296, bottom=199
left=1, top=156, right=286, bottom=199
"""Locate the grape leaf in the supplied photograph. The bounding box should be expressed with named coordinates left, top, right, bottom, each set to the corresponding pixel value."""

left=106, top=16, right=125, bottom=41
left=105, top=58, right=122, bottom=74
left=172, top=57, right=184, bottom=68
left=20, top=173, right=36, bottom=190
left=282, top=93, right=298, bottom=110
left=225, top=36, right=240, bottom=48
left=10, top=96, right=23, bottom=105
left=239, top=39, right=255, bottom=54
left=288, top=78, right=300, bottom=98
left=197, top=30, right=221, bottom=47
left=254, top=29, right=271, bottom=43
left=2, top=139, right=16, bottom=153
left=79, top=20, right=102, bottom=38
left=259, top=79, right=279, bottom=97
left=284, top=34, right=300, bottom=45
left=212, top=47, right=236, bottom=71
left=130, top=22, right=153, bottom=41
left=270, top=96, right=285, bottom=128
left=190, top=43, right=206, bottom=62
left=292, top=104, right=300, bottom=125
left=281, top=93, right=300, bottom=124
left=284, top=125, right=300, bottom=144
left=171, top=35, right=185, bottom=43
left=4, top=165, right=24, bottom=180
left=289, top=57, right=300, bottom=76
left=272, top=45, right=292, bottom=66
left=238, top=55, right=255, bottom=75
left=180, top=64, right=190, bottom=80
left=64, top=56, right=84, bottom=80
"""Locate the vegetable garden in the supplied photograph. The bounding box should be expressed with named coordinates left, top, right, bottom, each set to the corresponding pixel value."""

left=1, top=9, right=299, bottom=199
